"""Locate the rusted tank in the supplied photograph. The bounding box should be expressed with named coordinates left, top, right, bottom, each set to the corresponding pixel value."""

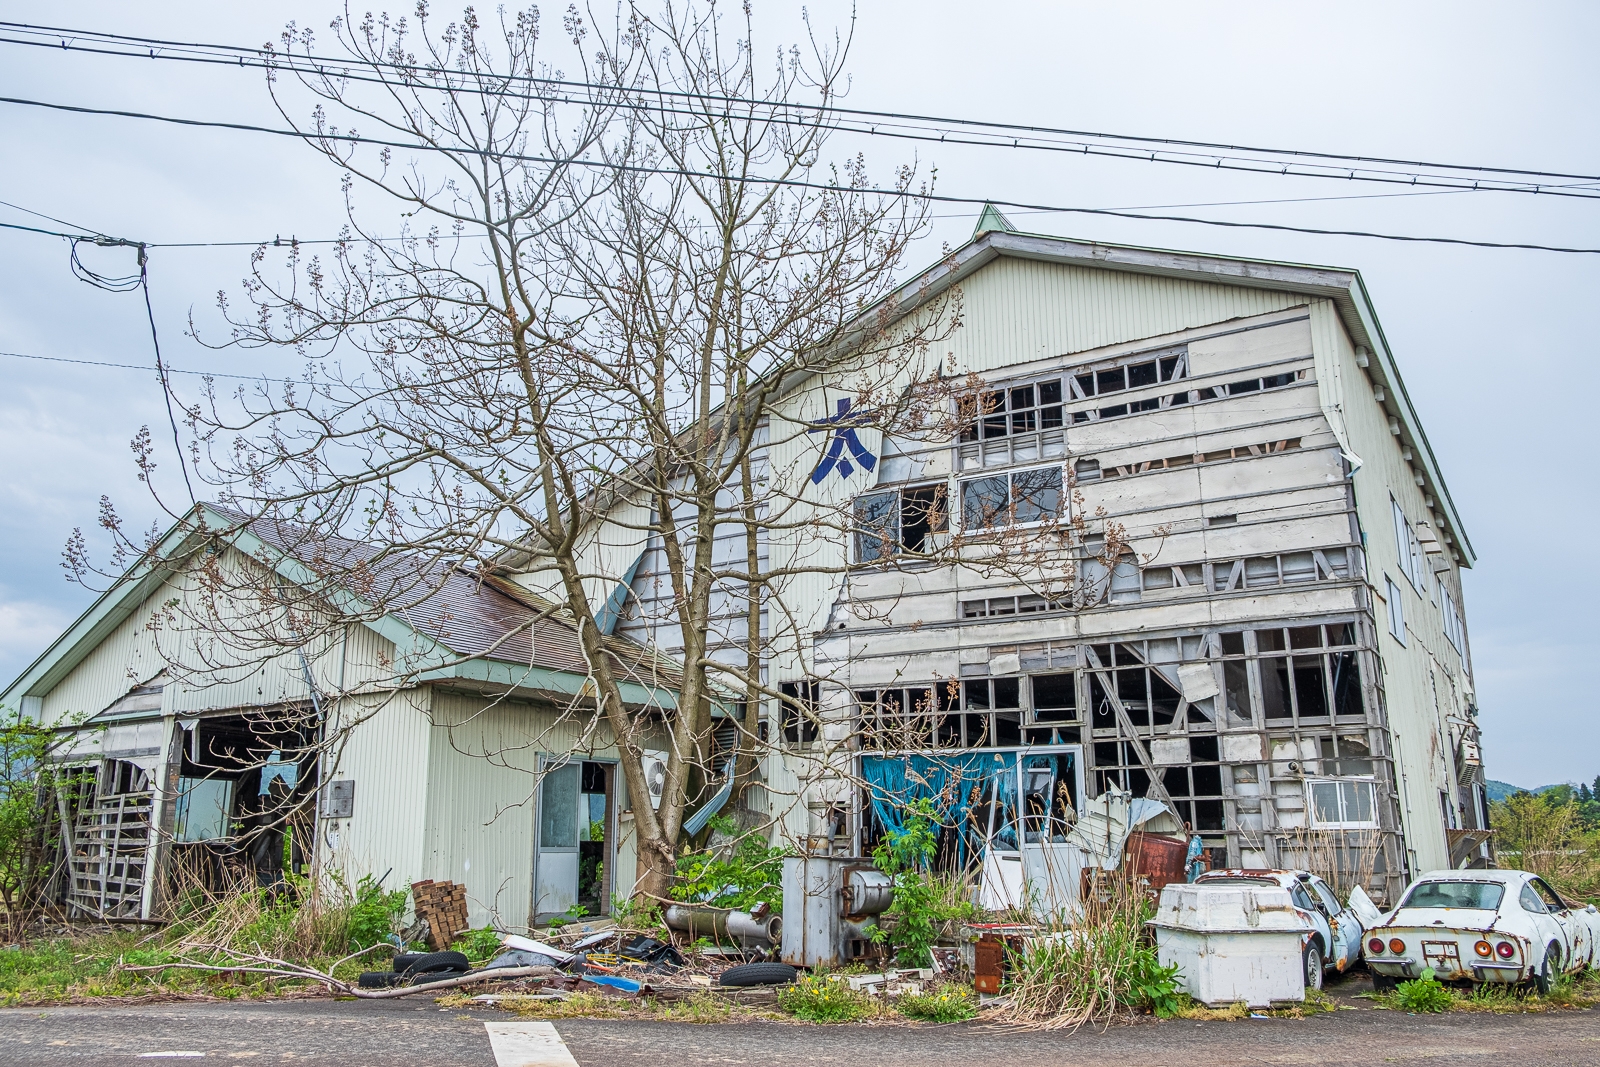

left=1126, top=831, right=1188, bottom=891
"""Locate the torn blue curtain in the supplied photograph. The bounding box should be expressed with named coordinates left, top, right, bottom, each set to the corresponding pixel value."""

left=861, top=751, right=1017, bottom=867
left=808, top=398, right=877, bottom=484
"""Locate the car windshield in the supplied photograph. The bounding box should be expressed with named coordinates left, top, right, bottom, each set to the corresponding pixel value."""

left=1401, top=881, right=1505, bottom=910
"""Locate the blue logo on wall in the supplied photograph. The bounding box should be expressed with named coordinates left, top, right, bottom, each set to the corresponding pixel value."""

left=809, top=398, right=877, bottom=485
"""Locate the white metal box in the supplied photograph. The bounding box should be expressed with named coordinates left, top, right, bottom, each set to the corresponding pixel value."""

left=1148, top=882, right=1311, bottom=1008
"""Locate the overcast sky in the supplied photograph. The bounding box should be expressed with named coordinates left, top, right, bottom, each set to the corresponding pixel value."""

left=1, top=2, right=1595, bottom=788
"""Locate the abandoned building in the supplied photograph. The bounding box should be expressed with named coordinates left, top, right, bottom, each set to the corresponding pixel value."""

left=576, top=211, right=1489, bottom=904
left=2, top=508, right=682, bottom=925
left=4, top=211, right=1486, bottom=926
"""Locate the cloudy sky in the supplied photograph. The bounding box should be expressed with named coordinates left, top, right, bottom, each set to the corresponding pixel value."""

left=1, top=2, right=1595, bottom=787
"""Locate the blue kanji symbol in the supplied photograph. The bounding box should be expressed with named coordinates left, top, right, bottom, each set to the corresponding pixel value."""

left=808, top=398, right=877, bottom=485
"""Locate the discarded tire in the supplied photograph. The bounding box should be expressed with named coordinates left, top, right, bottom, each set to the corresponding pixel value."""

left=358, top=971, right=404, bottom=988
left=409, top=969, right=472, bottom=985
left=396, top=950, right=472, bottom=976
left=716, top=962, right=798, bottom=987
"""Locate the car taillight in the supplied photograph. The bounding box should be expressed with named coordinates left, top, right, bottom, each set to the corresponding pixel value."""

left=1388, top=938, right=1407, bottom=955
left=1496, top=942, right=1516, bottom=959
left=1368, top=937, right=1386, bottom=954
left=1474, top=941, right=1493, bottom=958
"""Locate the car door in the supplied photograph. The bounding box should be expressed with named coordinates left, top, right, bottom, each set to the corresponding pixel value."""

left=1532, top=877, right=1588, bottom=971
left=1288, top=880, right=1333, bottom=965
left=1518, top=879, right=1569, bottom=971
left=1309, top=876, right=1361, bottom=970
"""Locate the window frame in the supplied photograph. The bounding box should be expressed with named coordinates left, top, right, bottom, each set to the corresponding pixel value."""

left=778, top=680, right=823, bottom=746
left=852, top=482, right=949, bottom=564
left=959, top=463, right=1064, bottom=532
left=1385, top=575, right=1407, bottom=645
left=1305, top=777, right=1380, bottom=829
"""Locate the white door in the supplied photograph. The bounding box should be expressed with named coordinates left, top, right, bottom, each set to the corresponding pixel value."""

left=534, top=762, right=581, bottom=919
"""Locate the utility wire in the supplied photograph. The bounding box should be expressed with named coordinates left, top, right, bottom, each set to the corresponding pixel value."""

left=4, top=19, right=1596, bottom=189
left=1, top=347, right=298, bottom=383
left=1, top=31, right=1596, bottom=201
left=2, top=95, right=1597, bottom=255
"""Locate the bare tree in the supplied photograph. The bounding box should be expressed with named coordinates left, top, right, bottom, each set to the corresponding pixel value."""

left=57, top=2, right=970, bottom=903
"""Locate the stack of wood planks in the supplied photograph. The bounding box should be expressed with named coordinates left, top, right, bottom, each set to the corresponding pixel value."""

left=411, top=879, right=470, bottom=950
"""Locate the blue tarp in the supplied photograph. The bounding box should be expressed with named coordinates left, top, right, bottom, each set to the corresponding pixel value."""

left=861, top=752, right=1018, bottom=865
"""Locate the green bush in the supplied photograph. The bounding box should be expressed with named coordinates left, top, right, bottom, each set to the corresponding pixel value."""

left=778, top=974, right=871, bottom=1022
left=452, top=926, right=505, bottom=962
left=868, top=798, right=979, bottom=968
left=672, top=815, right=788, bottom=913
left=344, top=875, right=409, bottom=951
left=1395, top=968, right=1453, bottom=1013
left=0, top=706, right=59, bottom=938
left=896, top=982, right=978, bottom=1022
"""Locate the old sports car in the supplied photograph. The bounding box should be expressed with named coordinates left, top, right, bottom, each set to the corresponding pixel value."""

left=1195, top=869, right=1378, bottom=990
left=1364, top=869, right=1600, bottom=993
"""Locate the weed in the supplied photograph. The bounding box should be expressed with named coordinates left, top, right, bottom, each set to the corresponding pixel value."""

left=672, top=815, right=788, bottom=913
left=998, top=873, right=1181, bottom=1026
left=651, top=990, right=735, bottom=1023
left=452, top=927, right=505, bottom=963
left=896, top=983, right=978, bottom=1022
left=778, top=974, right=872, bottom=1022
left=1171, top=995, right=1249, bottom=1021
left=1393, top=968, right=1453, bottom=1013
left=507, top=991, right=621, bottom=1019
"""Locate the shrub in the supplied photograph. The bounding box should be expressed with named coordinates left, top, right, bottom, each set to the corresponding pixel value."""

left=1394, top=968, right=1453, bottom=1013
left=778, top=974, right=871, bottom=1022
left=868, top=798, right=980, bottom=967
left=896, top=982, right=978, bottom=1022
left=343, top=875, right=409, bottom=951
left=672, top=815, right=788, bottom=913
left=453, top=926, right=505, bottom=962
left=0, top=706, right=59, bottom=939
left=1000, top=873, right=1181, bottom=1026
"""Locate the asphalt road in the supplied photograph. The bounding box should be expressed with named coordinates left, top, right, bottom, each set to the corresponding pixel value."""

left=3, top=997, right=1600, bottom=1066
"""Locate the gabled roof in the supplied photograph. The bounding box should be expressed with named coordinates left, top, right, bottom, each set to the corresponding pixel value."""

left=830, top=226, right=1476, bottom=565
left=3, top=503, right=681, bottom=715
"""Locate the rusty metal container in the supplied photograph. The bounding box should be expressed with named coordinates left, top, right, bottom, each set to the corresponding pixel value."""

left=1126, top=831, right=1187, bottom=891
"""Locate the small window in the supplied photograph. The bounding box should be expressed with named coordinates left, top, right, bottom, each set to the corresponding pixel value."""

left=854, top=484, right=948, bottom=562
left=1385, top=577, right=1407, bottom=644
left=961, top=466, right=1062, bottom=530
left=959, top=377, right=1064, bottom=441
left=1208, top=514, right=1237, bottom=526
left=1519, top=882, right=1548, bottom=914
left=1030, top=672, right=1078, bottom=722
left=1306, top=778, right=1378, bottom=828
left=779, top=681, right=821, bottom=745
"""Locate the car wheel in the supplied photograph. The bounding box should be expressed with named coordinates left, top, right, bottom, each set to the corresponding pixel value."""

left=1371, top=972, right=1398, bottom=993
left=1303, top=942, right=1324, bottom=992
left=1535, top=945, right=1557, bottom=996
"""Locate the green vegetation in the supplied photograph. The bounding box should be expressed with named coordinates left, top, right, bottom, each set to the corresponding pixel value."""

left=0, top=707, right=60, bottom=939
left=895, top=982, right=978, bottom=1022
left=0, top=872, right=411, bottom=1006
left=999, top=874, right=1181, bottom=1025
left=777, top=973, right=873, bottom=1022
left=671, top=815, right=787, bottom=913
left=451, top=926, right=506, bottom=963
left=1392, top=967, right=1452, bottom=1013
left=868, top=799, right=977, bottom=967
left=1491, top=788, right=1600, bottom=902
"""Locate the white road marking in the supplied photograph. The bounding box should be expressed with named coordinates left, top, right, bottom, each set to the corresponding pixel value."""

left=136, top=1055, right=205, bottom=1059
left=484, top=1021, right=579, bottom=1067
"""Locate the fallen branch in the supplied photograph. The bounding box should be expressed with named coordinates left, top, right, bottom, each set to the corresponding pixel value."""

left=116, top=949, right=560, bottom=1000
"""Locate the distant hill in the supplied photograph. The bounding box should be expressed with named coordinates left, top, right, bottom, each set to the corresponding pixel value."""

left=1485, top=779, right=1569, bottom=802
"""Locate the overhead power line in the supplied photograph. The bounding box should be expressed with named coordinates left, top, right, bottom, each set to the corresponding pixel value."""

left=2, top=94, right=1597, bottom=255
left=1, top=348, right=299, bottom=384
left=2, top=21, right=1598, bottom=200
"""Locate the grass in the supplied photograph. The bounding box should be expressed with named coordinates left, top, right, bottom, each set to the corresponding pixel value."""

left=895, top=983, right=978, bottom=1022
left=1366, top=967, right=1600, bottom=1015
left=777, top=974, right=878, bottom=1022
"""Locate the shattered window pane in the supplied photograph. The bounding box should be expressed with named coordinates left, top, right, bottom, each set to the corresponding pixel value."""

left=1260, top=657, right=1291, bottom=719
left=961, top=475, right=1009, bottom=529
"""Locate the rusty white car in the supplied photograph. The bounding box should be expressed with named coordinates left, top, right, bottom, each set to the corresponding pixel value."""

left=1195, top=869, right=1378, bottom=990
left=1364, top=869, right=1600, bottom=993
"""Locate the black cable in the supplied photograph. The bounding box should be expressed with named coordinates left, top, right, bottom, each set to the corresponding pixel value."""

left=1, top=32, right=1596, bottom=201
left=4, top=19, right=1595, bottom=187
left=2, top=94, right=1597, bottom=255
left=0, top=348, right=298, bottom=383
left=137, top=254, right=196, bottom=504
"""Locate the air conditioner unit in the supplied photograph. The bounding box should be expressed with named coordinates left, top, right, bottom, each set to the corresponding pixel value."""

left=641, top=749, right=669, bottom=810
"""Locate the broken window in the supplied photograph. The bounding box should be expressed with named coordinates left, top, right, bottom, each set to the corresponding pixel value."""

left=960, top=465, right=1062, bottom=530
left=1096, top=438, right=1302, bottom=482
left=853, top=484, right=948, bottom=563
left=1307, top=778, right=1378, bottom=828
left=1030, top=672, right=1078, bottom=723
left=1086, top=643, right=1183, bottom=731
left=1252, top=626, right=1364, bottom=725
left=959, top=379, right=1066, bottom=442
left=1391, top=497, right=1429, bottom=597
left=779, top=680, right=822, bottom=745
left=1071, top=364, right=1302, bottom=425
left=855, top=683, right=959, bottom=750
left=961, top=592, right=1062, bottom=618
